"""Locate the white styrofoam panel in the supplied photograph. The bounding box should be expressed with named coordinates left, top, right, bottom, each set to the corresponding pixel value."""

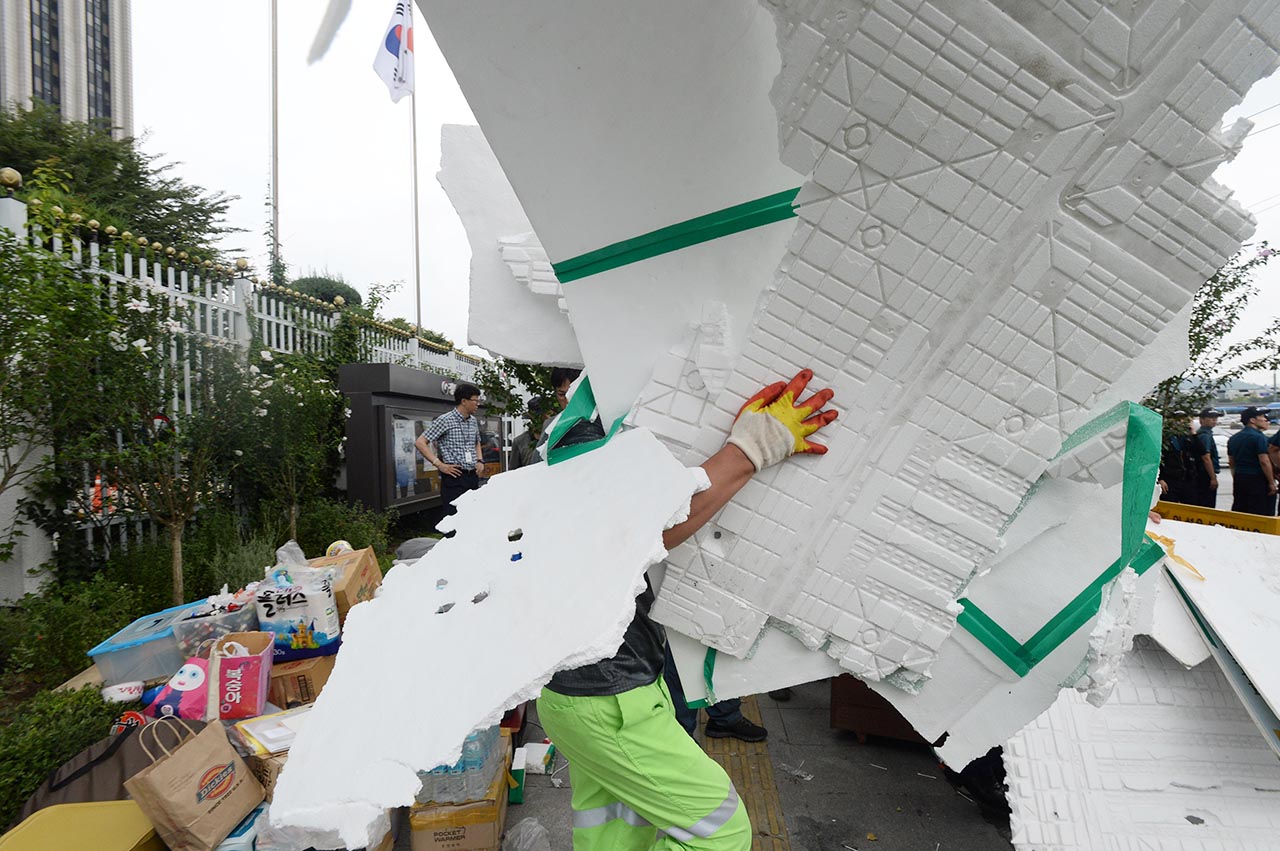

left=437, top=124, right=582, bottom=365
left=419, top=0, right=801, bottom=424
left=653, top=0, right=1272, bottom=684
left=1005, top=640, right=1280, bottom=851
left=270, top=429, right=707, bottom=847
left=1133, top=535, right=1210, bottom=669
left=667, top=624, right=844, bottom=708
left=419, top=0, right=1280, bottom=770
left=1149, top=518, right=1280, bottom=736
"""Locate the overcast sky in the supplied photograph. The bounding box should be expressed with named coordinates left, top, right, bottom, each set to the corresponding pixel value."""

left=132, top=1, right=1280, bottom=379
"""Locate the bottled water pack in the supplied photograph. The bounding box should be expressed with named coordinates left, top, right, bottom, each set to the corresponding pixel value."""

left=415, top=724, right=505, bottom=804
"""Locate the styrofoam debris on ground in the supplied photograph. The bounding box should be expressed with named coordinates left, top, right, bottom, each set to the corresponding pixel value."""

left=1005, top=639, right=1280, bottom=851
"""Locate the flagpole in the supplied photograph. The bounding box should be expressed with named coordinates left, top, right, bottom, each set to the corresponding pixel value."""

left=410, top=87, right=423, bottom=332
left=270, top=0, right=280, bottom=279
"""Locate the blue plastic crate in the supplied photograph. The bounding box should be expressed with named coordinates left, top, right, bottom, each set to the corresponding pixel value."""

left=87, top=599, right=204, bottom=686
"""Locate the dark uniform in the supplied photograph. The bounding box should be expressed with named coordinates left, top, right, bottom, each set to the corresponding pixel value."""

left=1187, top=408, right=1221, bottom=508
left=1227, top=408, right=1276, bottom=516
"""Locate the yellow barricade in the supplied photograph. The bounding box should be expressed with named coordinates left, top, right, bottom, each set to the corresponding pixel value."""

left=1153, top=500, right=1280, bottom=536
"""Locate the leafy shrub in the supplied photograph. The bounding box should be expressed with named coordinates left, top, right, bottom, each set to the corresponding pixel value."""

left=183, top=509, right=279, bottom=596
left=98, top=540, right=173, bottom=612
left=0, top=686, right=125, bottom=830
left=292, top=498, right=393, bottom=559
left=0, top=576, right=150, bottom=693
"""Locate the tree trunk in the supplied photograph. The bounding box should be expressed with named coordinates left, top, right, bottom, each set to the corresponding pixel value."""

left=289, top=502, right=298, bottom=543
left=169, top=520, right=185, bottom=605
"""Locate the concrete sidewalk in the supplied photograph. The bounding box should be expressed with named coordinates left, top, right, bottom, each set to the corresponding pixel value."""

left=504, top=679, right=1012, bottom=851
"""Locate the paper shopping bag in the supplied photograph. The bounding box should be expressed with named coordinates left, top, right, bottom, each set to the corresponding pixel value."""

left=205, top=631, right=274, bottom=720
left=124, top=717, right=264, bottom=851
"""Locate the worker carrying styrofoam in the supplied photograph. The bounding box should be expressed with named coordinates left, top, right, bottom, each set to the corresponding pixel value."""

left=537, top=370, right=838, bottom=851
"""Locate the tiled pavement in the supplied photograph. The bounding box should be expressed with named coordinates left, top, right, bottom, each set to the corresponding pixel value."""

left=504, top=679, right=1011, bottom=851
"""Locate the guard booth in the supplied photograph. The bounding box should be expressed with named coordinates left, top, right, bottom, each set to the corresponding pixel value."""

left=339, top=363, right=504, bottom=515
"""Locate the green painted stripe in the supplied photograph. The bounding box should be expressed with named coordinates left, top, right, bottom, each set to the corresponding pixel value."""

left=956, top=402, right=1165, bottom=677
left=955, top=600, right=1031, bottom=676
left=684, top=648, right=719, bottom=710
left=544, top=375, right=625, bottom=466
left=551, top=187, right=802, bottom=284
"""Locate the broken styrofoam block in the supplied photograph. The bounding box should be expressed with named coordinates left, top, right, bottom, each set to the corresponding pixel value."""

left=419, top=0, right=802, bottom=425
left=1133, top=531, right=1210, bottom=669
left=1005, top=639, right=1280, bottom=851
left=1150, top=518, right=1280, bottom=755
left=858, top=407, right=1166, bottom=765
left=269, top=428, right=707, bottom=847
left=437, top=124, right=582, bottom=365
left=667, top=624, right=843, bottom=709
left=419, top=0, right=1279, bottom=765
left=652, top=0, right=1273, bottom=691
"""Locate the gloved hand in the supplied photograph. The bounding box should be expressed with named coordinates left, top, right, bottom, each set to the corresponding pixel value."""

left=727, top=369, right=837, bottom=471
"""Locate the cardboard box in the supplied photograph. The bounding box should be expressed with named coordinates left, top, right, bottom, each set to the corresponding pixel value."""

left=410, top=760, right=509, bottom=851
left=308, top=546, right=383, bottom=625
left=246, top=754, right=287, bottom=802
left=269, top=654, right=336, bottom=708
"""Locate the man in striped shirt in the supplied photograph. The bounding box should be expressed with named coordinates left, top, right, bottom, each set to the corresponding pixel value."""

left=416, top=383, right=485, bottom=515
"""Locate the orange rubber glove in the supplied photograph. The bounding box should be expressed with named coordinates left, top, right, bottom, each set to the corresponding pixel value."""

left=727, top=369, right=838, bottom=471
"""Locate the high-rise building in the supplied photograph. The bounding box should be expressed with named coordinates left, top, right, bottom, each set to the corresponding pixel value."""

left=0, top=0, right=133, bottom=137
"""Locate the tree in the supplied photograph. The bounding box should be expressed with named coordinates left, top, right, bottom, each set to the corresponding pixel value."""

left=1145, top=244, right=1277, bottom=420
left=80, top=290, right=254, bottom=604
left=292, top=273, right=362, bottom=307
left=0, top=233, right=119, bottom=558
left=0, top=103, right=234, bottom=253
left=239, top=351, right=344, bottom=541
left=383, top=317, right=454, bottom=350
left=474, top=358, right=557, bottom=417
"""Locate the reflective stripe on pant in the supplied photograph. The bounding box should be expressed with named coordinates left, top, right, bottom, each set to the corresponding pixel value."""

left=537, top=678, right=752, bottom=850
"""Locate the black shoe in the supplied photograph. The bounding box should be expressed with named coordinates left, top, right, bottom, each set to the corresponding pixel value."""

left=705, top=717, right=768, bottom=742
left=768, top=687, right=793, bottom=702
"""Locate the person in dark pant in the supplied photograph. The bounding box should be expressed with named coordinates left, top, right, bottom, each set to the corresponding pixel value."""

left=662, top=644, right=768, bottom=742
left=416, top=383, right=485, bottom=520
left=1158, top=412, right=1195, bottom=504
left=1188, top=407, right=1221, bottom=508
left=1226, top=407, right=1277, bottom=516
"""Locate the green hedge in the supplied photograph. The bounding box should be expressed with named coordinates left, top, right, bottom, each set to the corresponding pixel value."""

left=0, top=577, right=152, bottom=694
left=293, top=498, right=393, bottom=559
left=0, top=687, right=125, bottom=830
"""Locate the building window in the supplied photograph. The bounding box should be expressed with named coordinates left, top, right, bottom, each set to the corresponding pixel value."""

left=86, top=0, right=112, bottom=124
left=29, top=0, right=61, bottom=108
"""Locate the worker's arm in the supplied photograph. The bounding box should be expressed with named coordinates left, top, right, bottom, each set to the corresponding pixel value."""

left=475, top=441, right=485, bottom=475
left=415, top=434, right=461, bottom=477
left=1201, top=444, right=1217, bottom=488
left=663, top=370, right=837, bottom=550
left=1269, top=444, right=1280, bottom=480
left=1262, top=452, right=1276, bottom=495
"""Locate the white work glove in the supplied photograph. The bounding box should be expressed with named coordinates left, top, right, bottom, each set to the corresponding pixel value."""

left=726, top=369, right=837, bottom=472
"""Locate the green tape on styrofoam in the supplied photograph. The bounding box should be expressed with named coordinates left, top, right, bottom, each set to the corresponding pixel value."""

left=551, top=187, right=801, bottom=284
left=684, top=647, right=719, bottom=710
left=544, top=376, right=625, bottom=466
left=957, top=402, right=1164, bottom=677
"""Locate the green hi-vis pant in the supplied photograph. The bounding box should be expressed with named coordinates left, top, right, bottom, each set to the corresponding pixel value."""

left=537, top=678, right=752, bottom=850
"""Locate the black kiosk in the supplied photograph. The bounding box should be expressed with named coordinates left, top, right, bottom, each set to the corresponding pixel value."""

left=339, top=363, right=503, bottom=514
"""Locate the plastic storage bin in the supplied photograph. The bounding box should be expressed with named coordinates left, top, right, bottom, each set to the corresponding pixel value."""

left=87, top=600, right=204, bottom=685
left=172, top=605, right=259, bottom=657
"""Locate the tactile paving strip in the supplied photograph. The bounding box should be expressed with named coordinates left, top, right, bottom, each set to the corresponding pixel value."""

left=700, top=695, right=792, bottom=851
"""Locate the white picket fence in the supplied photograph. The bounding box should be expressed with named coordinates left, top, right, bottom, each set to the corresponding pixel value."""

left=0, top=195, right=482, bottom=382
left=0, top=194, right=483, bottom=601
